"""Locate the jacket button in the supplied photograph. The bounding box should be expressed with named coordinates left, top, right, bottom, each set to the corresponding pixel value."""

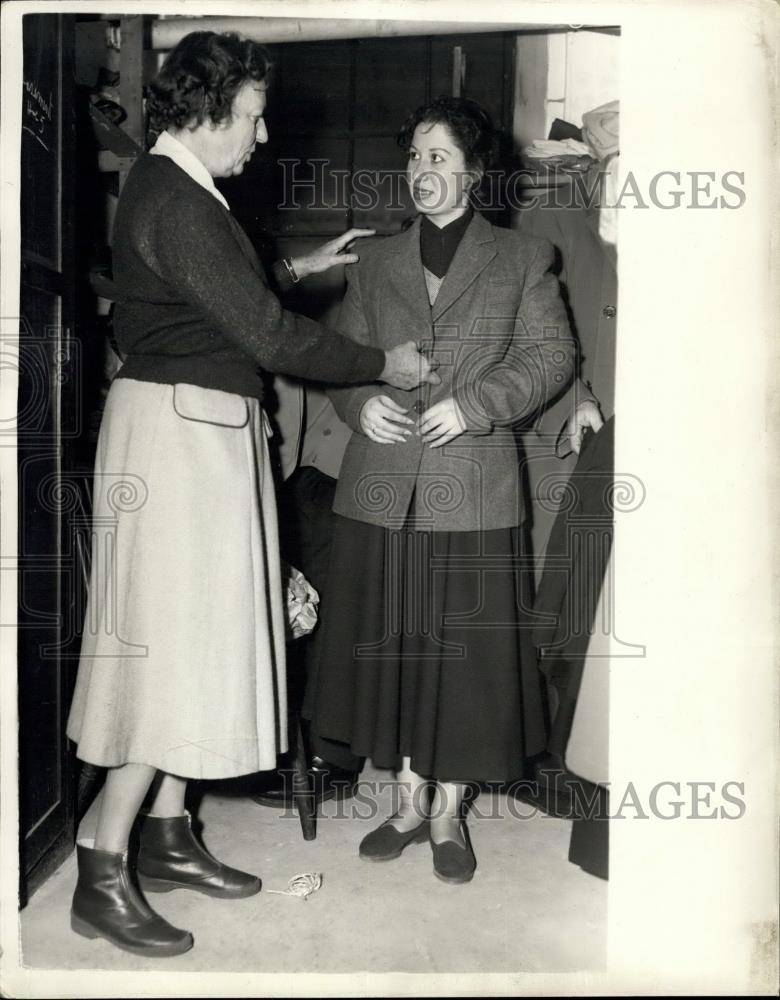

left=413, top=400, right=425, bottom=414
left=322, top=428, right=331, bottom=436
left=602, top=305, right=617, bottom=318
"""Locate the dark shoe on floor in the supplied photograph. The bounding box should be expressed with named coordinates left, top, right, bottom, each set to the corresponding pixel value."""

left=430, top=827, right=477, bottom=884
left=136, top=811, right=261, bottom=899
left=251, top=760, right=359, bottom=808
left=508, top=757, right=586, bottom=819
left=359, top=817, right=429, bottom=862
left=71, top=841, right=193, bottom=957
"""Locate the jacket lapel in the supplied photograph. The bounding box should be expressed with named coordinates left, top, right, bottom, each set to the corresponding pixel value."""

left=430, top=212, right=497, bottom=321
left=386, top=218, right=432, bottom=319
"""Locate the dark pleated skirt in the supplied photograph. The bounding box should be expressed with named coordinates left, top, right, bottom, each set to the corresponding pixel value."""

left=309, top=513, right=547, bottom=783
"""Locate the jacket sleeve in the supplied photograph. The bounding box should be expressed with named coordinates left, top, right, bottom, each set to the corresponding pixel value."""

left=518, top=205, right=601, bottom=416
left=326, top=261, right=385, bottom=434
left=153, top=194, right=385, bottom=385
left=454, top=239, right=577, bottom=432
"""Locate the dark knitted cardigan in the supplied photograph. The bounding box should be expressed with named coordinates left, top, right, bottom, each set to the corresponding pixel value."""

left=112, top=154, right=384, bottom=399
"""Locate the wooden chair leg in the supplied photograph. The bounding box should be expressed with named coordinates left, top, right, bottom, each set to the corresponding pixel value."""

left=291, top=716, right=316, bottom=840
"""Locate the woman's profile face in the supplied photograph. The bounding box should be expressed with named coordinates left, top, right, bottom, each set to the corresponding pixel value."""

left=406, top=120, right=476, bottom=225
left=206, top=80, right=269, bottom=178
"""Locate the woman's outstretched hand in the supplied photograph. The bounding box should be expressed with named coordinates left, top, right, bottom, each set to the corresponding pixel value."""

left=291, top=229, right=376, bottom=278
left=419, top=397, right=467, bottom=447
left=360, top=395, right=415, bottom=444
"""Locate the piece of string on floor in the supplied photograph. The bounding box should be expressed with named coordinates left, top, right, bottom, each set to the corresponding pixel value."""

left=266, top=872, right=322, bottom=900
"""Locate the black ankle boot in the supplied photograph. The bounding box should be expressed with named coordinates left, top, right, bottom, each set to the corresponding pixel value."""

left=136, top=811, right=261, bottom=899
left=71, top=841, right=193, bottom=957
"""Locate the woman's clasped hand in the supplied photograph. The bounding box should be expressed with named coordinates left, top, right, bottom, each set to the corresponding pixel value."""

left=359, top=395, right=413, bottom=443
left=417, top=396, right=467, bottom=447
left=359, top=394, right=467, bottom=447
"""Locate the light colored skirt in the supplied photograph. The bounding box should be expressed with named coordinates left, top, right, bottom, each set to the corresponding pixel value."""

left=66, top=378, right=288, bottom=779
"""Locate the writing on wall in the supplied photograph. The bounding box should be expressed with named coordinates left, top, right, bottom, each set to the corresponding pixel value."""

left=23, top=78, right=55, bottom=153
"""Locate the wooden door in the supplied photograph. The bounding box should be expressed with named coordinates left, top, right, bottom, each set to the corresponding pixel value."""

left=18, top=12, right=79, bottom=905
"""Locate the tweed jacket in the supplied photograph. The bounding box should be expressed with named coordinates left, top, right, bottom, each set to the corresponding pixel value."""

left=516, top=194, right=617, bottom=568
left=328, top=212, right=576, bottom=532
left=518, top=194, right=617, bottom=429
left=271, top=376, right=352, bottom=482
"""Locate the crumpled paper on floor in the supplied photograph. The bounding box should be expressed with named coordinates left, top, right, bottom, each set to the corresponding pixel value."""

left=283, top=562, right=319, bottom=640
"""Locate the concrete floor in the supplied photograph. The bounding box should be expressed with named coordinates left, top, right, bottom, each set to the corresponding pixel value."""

left=20, top=764, right=606, bottom=975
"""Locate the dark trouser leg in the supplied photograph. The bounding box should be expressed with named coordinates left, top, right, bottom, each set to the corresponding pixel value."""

left=568, top=782, right=609, bottom=880
left=278, top=467, right=362, bottom=772
left=543, top=656, right=577, bottom=760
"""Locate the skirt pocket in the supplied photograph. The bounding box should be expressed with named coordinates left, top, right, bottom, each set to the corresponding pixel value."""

left=173, top=383, right=249, bottom=428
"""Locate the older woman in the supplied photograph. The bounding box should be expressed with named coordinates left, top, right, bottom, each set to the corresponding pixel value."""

left=66, top=31, right=435, bottom=958
left=308, top=97, right=575, bottom=884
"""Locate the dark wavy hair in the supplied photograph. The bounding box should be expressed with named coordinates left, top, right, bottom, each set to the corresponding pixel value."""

left=397, top=96, right=496, bottom=175
left=147, top=31, right=272, bottom=134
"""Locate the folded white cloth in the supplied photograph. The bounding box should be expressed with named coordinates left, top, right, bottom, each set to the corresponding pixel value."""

left=522, top=138, right=594, bottom=159
left=582, top=100, right=620, bottom=160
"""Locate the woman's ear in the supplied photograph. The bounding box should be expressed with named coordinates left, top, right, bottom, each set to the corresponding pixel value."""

left=202, top=114, right=226, bottom=132
left=464, top=170, right=482, bottom=197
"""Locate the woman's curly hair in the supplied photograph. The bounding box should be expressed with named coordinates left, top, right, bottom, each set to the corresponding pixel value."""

left=147, top=31, right=272, bottom=135
left=397, top=96, right=497, bottom=175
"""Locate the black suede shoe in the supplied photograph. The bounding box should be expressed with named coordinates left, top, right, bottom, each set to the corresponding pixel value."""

left=359, top=817, right=429, bottom=861
left=71, top=841, right=193, bottom=957
left=430, top=826, right=477, bottom=884
left=251, top=760, right=358, bottom=808
left=136, top=811, right=261, bottom=898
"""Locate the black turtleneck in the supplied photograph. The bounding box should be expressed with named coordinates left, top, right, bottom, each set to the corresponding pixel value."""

left=419, top=208, right=474, bottom=279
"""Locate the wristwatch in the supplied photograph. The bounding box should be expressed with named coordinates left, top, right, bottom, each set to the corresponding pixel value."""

left=281, top=257, right=300, bottom=285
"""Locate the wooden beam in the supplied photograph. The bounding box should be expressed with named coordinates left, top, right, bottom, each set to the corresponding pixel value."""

left=151, top=17, right=534, bottom=49
left=119, top=15, right=144, bottom=148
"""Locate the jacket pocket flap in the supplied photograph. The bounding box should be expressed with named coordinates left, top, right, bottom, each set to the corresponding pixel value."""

left=173, top=384, right=249, bottom=428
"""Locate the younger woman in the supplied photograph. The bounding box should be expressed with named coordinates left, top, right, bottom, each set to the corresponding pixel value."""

left=309, top=97, right=575, bottom=883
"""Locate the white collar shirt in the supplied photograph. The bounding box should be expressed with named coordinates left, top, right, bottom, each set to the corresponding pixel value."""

left=149, top=130, right=231, bottom=212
